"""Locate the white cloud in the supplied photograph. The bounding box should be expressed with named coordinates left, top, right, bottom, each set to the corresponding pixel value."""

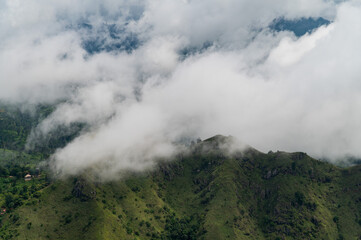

left=267, top=25, right=334, bottom=67
left=3, top=0, right=361, bottom=178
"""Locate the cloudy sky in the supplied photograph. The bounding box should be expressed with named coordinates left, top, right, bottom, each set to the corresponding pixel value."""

left=1, top=0, right=361, bottom=178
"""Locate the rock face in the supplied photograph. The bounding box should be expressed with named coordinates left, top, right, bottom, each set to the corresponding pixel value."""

left=72, top=178, right=96, bottom=201
left=264, top=169, right=279, bottom=180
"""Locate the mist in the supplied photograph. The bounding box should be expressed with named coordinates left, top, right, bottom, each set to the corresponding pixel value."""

left=1, top=0, right=361, bottom=179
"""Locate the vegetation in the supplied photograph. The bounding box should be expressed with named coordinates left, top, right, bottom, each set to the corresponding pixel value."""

left=1, top=104, right=361, bottom=239
left=0, top=103, right=53, bottom=151
left=0, top=102, right=83, bottom=155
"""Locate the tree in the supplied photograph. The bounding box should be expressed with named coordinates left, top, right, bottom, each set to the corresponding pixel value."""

left=5, top=194, right=14, bottom=208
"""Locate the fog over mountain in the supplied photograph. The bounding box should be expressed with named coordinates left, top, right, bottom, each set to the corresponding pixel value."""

left=1, top=0, right=361, bottom=178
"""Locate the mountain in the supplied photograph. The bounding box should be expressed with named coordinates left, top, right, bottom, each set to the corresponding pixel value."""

left=0, top=132, right=361, bottom=239
left=269, top=17, right=331, bottom=37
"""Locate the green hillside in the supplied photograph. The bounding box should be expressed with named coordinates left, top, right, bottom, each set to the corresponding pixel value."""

left=0, top=135, right=361, bottom=239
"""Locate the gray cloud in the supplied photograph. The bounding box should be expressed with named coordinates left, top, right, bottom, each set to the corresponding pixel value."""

left=2, top=0, right=360, bottom=179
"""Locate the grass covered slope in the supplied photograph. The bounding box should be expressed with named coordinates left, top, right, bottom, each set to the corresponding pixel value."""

left=1, top=135, right=361, bottom=239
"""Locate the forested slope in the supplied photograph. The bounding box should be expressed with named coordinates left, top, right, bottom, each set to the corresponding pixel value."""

left=0, top=134, right=360, bottom=239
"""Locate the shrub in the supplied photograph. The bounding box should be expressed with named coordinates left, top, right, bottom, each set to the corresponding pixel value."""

left=294, top=191, right=305, bottom=206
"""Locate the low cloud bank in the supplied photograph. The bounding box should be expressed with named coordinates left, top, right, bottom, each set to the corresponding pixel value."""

left=1, top=0, right=361, bottom=178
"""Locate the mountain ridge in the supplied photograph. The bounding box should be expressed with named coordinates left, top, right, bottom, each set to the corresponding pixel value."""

left=1, top=135, right=360, bottom=239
